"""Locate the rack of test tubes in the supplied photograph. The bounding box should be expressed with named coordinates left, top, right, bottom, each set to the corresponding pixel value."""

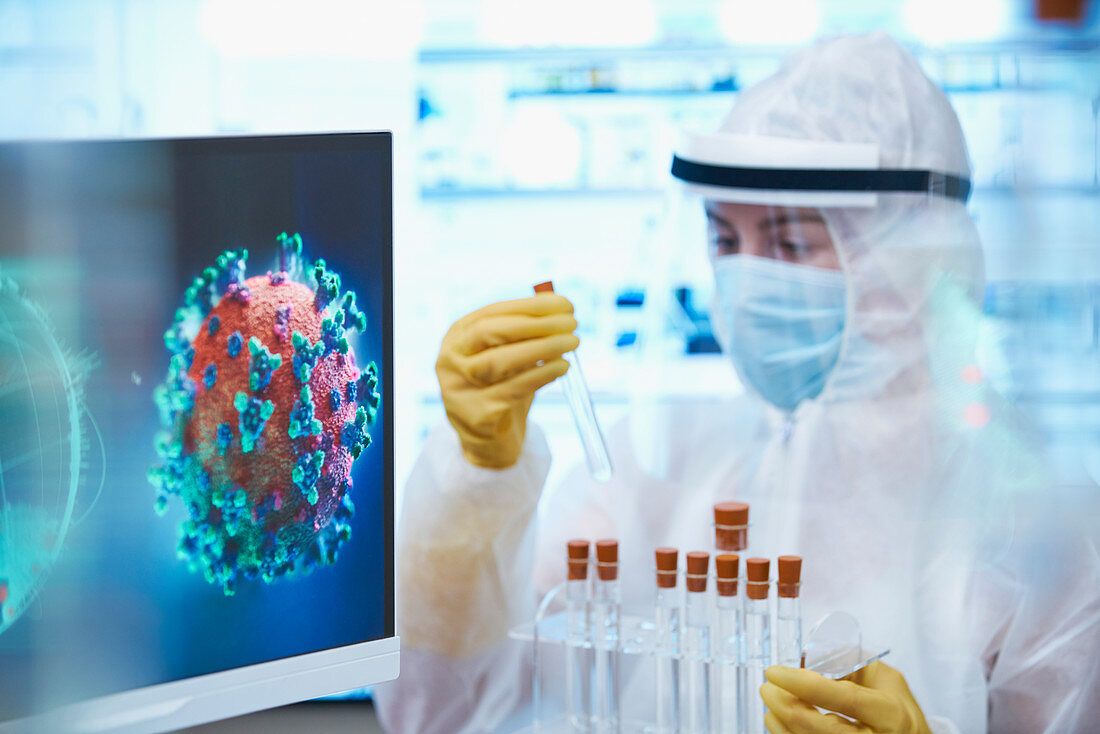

left=508, top=502, right=888, bottom=733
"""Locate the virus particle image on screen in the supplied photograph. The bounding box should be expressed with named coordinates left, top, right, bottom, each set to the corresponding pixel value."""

left=0, top=274, right=101, bottom=635
left=148, top=233, right=380, bottom=595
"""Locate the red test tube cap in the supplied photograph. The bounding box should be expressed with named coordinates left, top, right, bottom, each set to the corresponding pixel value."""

left=714, top=501, right=749, bottom=551
left=685, top=551, right=709, bottom=593
left=567, top=539, right=589, bottom=581
left=715, top=553, right=739, bottom=597
left=595, top=539, right=619, bottom=581
left=533, top=281, right=555, bottom=294
left=746, top=557, right=770, bottom=600
left=655, top=547, right=678, bottom=588
left=777, top=555, right=802, bottom=598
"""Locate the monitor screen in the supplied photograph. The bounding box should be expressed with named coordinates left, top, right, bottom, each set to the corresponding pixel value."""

left=0, top=133, right=394, bottom=726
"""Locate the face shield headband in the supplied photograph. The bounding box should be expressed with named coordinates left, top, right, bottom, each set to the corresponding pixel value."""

left=671, top=132, right=971, bottom=207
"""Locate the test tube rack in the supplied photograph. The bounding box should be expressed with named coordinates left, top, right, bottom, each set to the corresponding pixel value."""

left=508, top=571, right=889, bottom=734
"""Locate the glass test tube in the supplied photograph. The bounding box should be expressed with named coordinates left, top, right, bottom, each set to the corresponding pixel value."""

left=714, top=554, right=744, bottom=734
left=682, top=552, right=712, bottom=734
left=776, top=556, right=803, bottom=668
left=714, top=502, right=750, bottom=734
left=654, top=548, right=681, bottom=733
left=533, top=281, right=613, bottom=482
left=567, top=540, right=593, bottom=732
left=593, top=539, right=621, bottom=733
left=745, top=558, right=772, bottom=734
left=713, top=502, right=750, bottom=557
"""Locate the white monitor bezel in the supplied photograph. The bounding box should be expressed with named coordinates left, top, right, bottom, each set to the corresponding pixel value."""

left=5, top=637, right=399, bottom=734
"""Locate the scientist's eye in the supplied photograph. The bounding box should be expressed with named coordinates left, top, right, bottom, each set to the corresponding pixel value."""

left=712, top=237, right=739, bottom=257
left=779, top=240, right=812, bottom=259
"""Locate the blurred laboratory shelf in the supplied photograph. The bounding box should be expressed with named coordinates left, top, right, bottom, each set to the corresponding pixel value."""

left=419, top=186, right=663, bottom=199
left=418, top=44, right=804, bottom=64
left=184, top=702, right=383, bottom=734
left=508, top=88, right=738, bottom=98
left=417, top=37, right=1100, bottom=64
left=506, top=84, right=1089, bottom=96
left=0, top=47, right=92, bottom=66
left=418, top=184, right=1100, bottom=200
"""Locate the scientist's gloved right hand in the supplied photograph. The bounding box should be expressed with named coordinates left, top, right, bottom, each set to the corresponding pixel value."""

left=437, top=293, right=578, bottom=469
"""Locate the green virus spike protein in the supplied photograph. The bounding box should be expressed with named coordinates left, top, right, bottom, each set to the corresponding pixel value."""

left=148, top=233, right=380, bottom=595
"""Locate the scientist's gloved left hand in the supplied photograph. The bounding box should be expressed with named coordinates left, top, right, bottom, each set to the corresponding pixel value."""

left=760, top=662, right=933, bottom=734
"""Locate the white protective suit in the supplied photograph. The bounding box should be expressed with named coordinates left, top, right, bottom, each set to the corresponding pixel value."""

left=376, top=32, right=1100, bottom=733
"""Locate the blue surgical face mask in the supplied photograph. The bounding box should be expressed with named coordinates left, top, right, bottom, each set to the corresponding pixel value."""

left=710, top=254, right=847, bottom=412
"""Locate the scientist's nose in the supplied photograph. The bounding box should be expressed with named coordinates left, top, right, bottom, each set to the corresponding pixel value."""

left=738, top=232, right=772, bottom=260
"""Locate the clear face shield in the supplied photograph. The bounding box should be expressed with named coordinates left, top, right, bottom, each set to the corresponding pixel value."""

left=631, top=131, right=978, bottom=475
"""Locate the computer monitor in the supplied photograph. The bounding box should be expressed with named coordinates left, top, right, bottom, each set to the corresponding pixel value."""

left=0, top=133, right=397, bottom=732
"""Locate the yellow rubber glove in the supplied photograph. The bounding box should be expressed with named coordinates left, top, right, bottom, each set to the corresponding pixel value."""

left=436, top=293, right=579, bottom=469
left=760, top=662, right=933, bottom=734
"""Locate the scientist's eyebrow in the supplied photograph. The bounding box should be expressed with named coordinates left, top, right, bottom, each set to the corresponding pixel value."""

left=758, top=212, right=826, bottom=230
left=704, top=207, right=734, bottom=230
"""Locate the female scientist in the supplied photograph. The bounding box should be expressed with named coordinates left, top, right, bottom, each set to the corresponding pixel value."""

left=375, top=32, right=1099, bottom=733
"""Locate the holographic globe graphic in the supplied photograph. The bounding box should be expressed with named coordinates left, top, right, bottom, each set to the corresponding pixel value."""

left=149, top=233, right=380, bottom=595
left=0, top=274, right=101, bottom=635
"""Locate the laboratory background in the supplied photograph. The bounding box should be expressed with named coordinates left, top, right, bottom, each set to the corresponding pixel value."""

left=2, top=0, right=1099, bottom=731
